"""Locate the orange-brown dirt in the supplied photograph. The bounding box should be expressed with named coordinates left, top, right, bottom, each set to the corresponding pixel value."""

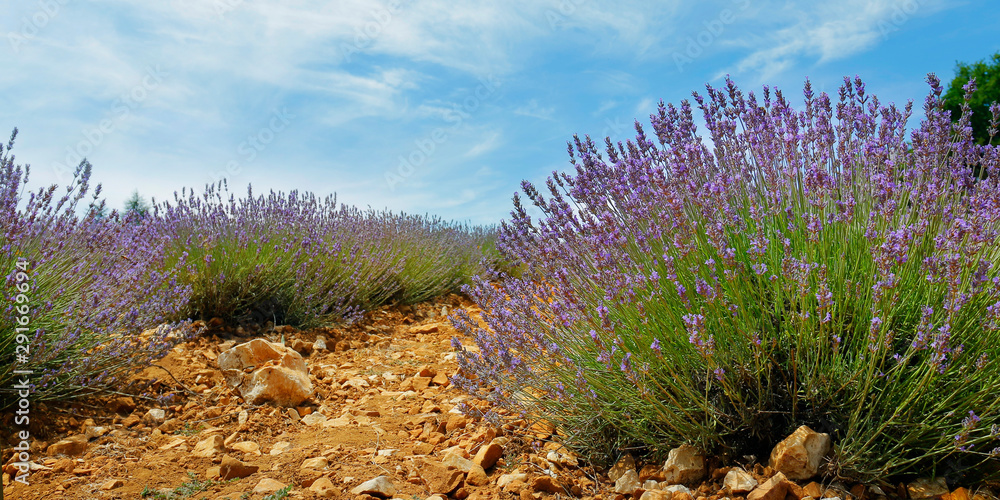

left=1, top=295, right=609, bottom=500
left=2, top=295, right=997, bottom=500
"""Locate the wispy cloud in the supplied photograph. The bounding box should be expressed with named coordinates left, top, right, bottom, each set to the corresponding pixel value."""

left=514, top=99, right=556, bottom=120
left=466, top=131, right=502, bottom=157
left=731, top=0, right=950, bottom=80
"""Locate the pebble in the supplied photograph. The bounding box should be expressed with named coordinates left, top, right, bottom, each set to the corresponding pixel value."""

left=350, top=475, right=397, bottom=498
left=99, top=479, right=124, bottom=490
left=252, top=478, right=287, bottom=494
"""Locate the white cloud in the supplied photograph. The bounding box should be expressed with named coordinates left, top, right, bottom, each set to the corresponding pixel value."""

left=594, top=100, right=618, bottom=115
left=513, top=99, right=556, bottom=120
left=465, top=131, right=502, bottom=157
left=732, top=0, right=950, bottom=80
left=634, top=98, right=655, bottom=116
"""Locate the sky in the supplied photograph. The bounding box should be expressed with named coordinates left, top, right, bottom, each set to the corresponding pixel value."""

left=2, top=0, right=998, bottom=225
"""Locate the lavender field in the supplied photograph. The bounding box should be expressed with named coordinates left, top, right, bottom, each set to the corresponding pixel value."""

left=4, top=73, right=1000, bottom=489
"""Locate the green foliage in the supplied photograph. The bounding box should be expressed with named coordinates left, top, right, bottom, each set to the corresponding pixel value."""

left=944, top=51, right=1000, bottom=146
left=124, top=190, right=151, bottom=218
left=262, top=486, right=293, bottom=500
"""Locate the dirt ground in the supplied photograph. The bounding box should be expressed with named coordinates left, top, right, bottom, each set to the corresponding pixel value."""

left=1, top=295, right=614, bottom=500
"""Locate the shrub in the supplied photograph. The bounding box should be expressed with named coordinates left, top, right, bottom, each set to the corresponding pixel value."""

left=1, top=129, right=193, bottom=410
left=452, top=76, right=1000, bottom=481
left=156, top=183, right=500, bottom=328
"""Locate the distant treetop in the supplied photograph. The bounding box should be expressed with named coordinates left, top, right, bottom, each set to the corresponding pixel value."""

left=943, top=51, right=1000, bottom=146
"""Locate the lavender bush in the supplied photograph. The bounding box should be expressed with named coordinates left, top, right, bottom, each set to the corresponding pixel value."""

left=1, top=129, right=193, bottom=409
left=156, top=183, right=500, bottom=328
left=452, top=76, right=1000, bottom=480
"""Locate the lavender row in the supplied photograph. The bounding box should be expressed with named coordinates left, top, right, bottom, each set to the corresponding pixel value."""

left=155, top=182, right=500, bottom=328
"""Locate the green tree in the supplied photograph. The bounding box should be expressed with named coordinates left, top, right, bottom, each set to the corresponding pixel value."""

left=943, top=51, right=1000, bottom=146
left=123, top=190, right=150, bottom=219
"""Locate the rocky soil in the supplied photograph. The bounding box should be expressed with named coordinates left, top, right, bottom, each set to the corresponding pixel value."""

left=2, top=295, right=998, bottom=500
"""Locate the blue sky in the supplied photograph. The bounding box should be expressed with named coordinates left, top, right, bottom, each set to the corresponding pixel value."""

left=2, top=0, right=998, bottom=225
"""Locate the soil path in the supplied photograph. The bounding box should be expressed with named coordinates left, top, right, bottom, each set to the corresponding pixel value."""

left=2, top=295, right=606, bottom=500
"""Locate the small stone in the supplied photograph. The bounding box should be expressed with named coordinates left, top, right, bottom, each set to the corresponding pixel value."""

left=614, top=469, right=642, bottom=494
left=662, top=483, right=693, bottom=496
left=238, top=410, right=249, bottom=425
left=419, top=459, right=464, bottom=494
left=662, top=444, right=705, bottom=485
left=301, top=457, right=328, bottom=469
left=804, top=482, right=823, bottom=499
left=850, top=484, right=867, bottom=500
left=432, top=372, right=450, bottom=386
left=219, top=455, right=258, bottom=480
left=269, top=441, right=293, bottom=455
left=230, top=441, right=261, bottom=454
left=908, top=478, right=949, bottom=500
left=252, top=478, right=287, bottom=494
left=158, top=436, right=187, bottom=450
left=747, top=472, right=789, bottom=500
left=313, top=335, right=328, bottom=351
left=51, top=458, right=76, bottom=473
left=442, top=452, right=476, bottom=472
left=644, top=479, right=660, bottom=490
left=640, top=491, right=670, bottom=500
left=158, top=418, right=182, bottom=433
left=532, top=475, right=563, bottom=493
left=84, top=425, right=108, bottom=440
left=192, top=435, right=225, bottom=458
left=446, top=414, right=470, bottom=433
left=47, top=435, right=88, bottom=457
left=100, top=479, right=124, bottom=490
left=768, top=425, right=831, bottom=480
left=411, top=323, right=440, bottom=334
left=724, top=469, right=758, bottom=493
left=497, top=473, right=528, bottom=488
left=309, top=477, right=338, bottom=498
left=350, top=475, right=397, bottom=498
left=473, top=442, right=503, bottom=470
left=143, top=408, right=167, bottom=425
left=300, top=412, right=327, bottom=426
left=287, top=407, right=300, bottom=422
left=466, top=465, right=489, bottom=486
left=609, top=454, right=636, bottom=482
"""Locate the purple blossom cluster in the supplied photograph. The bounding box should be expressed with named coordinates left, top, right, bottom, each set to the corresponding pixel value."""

left=452, top=76, right=1000, bottom=480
